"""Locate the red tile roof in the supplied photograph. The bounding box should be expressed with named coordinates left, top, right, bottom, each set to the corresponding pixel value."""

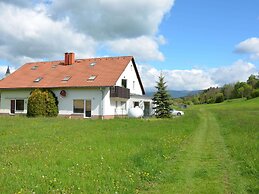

left=0, top=55, right=145, bottom=94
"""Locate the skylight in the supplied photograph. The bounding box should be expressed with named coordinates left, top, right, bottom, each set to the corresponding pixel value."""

left=52, top=64, right=58, bottom=68
left=88, top=75, right=96, bottom=81
left=90, top=62, right=96, bottom=67
left=34, top=77, right=43, bottom=82
left=62, top=76, right=71, bottom=81
left=31, top=66, right=38, bottom=70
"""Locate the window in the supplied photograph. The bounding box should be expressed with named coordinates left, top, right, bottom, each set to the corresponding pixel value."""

left=134, top=101, right=139, bottom=107
left=52, top=64, right=58, bottom=68
left=16, top=100, right=24, bottom=111
left=62, top=76, right=71, bottom=81
left=122, top=79, right=127, bottom=88
left=133, top=81, right=135, bottom=90
left=121, top=101, right=126, bottom=110
left=88, top=75, right=96, bottom=81
left=73, top=100, right=84, bottom=113
left=34, top=77, right=43, bottom=82
left=90, top=62, right=96, bottom=67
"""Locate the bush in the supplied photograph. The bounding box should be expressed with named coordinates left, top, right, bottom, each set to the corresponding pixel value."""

left=27, top=89, right=58, bottom=117
left=251, top=89, right=259, bottom=98
left=215, top=93, right=224, bottom=103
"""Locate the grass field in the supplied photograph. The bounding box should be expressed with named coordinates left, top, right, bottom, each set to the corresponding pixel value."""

left=0, top=98, right=258, bottom=193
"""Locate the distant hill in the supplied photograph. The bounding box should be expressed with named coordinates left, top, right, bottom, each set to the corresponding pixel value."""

left=145, top=90, right=202, bottom=98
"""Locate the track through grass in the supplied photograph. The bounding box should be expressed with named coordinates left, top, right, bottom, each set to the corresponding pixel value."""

left=157, top=108, right=246, bottom=193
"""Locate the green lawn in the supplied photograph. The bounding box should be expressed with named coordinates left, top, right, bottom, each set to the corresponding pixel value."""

left=0, top=98, right=258, bottom=193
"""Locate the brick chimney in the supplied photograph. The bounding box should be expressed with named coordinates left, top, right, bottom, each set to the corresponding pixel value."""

left=64, top=52, right=75, bottom=65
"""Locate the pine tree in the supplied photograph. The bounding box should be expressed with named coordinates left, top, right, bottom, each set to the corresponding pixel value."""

left=152, top=74, right=172, bottom=118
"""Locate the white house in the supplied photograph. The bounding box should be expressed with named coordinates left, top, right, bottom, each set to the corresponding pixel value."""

left=0, top=53, right=153, bottom=119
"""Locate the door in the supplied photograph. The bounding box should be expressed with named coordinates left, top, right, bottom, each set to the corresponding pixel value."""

left=144, top=102, right=150, bottom=117
left=10, top=100, right=15, bottom=114
left=85, top=100, right=91, bottom=117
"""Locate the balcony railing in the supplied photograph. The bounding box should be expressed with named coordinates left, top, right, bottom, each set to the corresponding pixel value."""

left=110, top=86, right=130, bottom=99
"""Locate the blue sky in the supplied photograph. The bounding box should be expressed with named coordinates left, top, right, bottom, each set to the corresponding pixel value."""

left=157, top=0, right=259, bottom=70
left=0, top=0, right=258, bottom=90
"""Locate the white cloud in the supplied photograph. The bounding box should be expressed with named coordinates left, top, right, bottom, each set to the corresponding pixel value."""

left=235, top=37, right=259, bottom=60
left=106, top=36, right=165, bottom=62
left=210, top=60, right=257, bottom=85
left=0, top=2, right=96, bottom=67
left=138, top=60, right=257, bottom=91
left=50, top=0, right=174, bottom=40
left=138, top=65, right=216, bottom=91
left=0, top=0, right=174, bottom=66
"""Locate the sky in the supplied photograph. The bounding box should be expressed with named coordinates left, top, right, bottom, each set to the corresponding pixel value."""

left=0, top=0, right=258, bottom=91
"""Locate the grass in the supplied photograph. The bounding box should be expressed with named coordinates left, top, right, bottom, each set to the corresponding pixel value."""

left=0, top=113, right=199, bottom=193
left=0, top=98, right=258, bottom=193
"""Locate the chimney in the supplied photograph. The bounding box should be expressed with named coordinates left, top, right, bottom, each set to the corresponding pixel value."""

left=64, top=52, right=75, bottom=65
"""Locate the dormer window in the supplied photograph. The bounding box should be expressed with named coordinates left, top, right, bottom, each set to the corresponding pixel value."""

left=62, top=76, right=71, bottom=81
left=90, top=62, right=96, bottom=67
left=31, top=66, right=38, bottom=70
left=88, top=75, right=96, bottom=81
left=34, top=77, right=43, bottom=82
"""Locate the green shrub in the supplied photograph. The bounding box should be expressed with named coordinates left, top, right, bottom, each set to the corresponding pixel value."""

left=27, top=89, right=58, bottom=117
left=251, top=89, right=259, bottom=98
left=215, top=93, right=224, bottom=103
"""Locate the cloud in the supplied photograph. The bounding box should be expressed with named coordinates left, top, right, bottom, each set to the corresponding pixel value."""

left=138, top=65, right=217, bottom=91
left=210, top=60, right=257, bottom=85
left=0, top=0, right=174, bottom=66
left=106, top=36, right=165, bottom=62
left=139, top=60, right=257, bottom=91
left=0, top=2, right=96, bottom=67
left=49, top=0, right=174, bottom=40
left=235, top=37, right=259, bottom=60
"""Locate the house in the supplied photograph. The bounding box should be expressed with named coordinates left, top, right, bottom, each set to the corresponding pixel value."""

left=0, top=53, right=153, bottom=118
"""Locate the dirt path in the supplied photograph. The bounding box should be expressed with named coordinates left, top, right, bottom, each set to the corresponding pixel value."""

left=158, top=108, right=245, bottom=193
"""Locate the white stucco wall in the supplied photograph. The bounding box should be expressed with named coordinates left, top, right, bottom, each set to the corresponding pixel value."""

left=51, top=88, right=104, bottom=116
left=115, top=60, right=143, bottom=95
left=0, top=89, right=31, bottom=114
left=0, top=88, right=107, bottom=116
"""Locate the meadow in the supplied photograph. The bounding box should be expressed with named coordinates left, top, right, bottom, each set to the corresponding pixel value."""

left=0, top=98, right=258, bottom=193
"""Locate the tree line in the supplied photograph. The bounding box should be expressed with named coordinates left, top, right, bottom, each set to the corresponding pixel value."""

left=183, top=74, right=259, bottom=105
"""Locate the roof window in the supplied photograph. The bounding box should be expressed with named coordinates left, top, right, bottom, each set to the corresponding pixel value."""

left=90, top=62, right=96, bottom=67
left=34, top=77, right=43, bottom=83
left=52, top=64, right=58, bottom=68
left=87, top=75, right=96, bottom=81
left=62, top=76, right=71, bottom=81
left=31, top=66, right=38, bottom=70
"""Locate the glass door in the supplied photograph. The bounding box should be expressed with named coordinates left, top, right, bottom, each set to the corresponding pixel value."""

left=10, top=100, right=15, bottom=114
left=85, top=100, right=91, bottom=118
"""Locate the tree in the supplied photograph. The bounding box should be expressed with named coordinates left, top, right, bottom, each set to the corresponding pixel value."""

left=247, top=74, right=258, bottom=89
left=152, top=74, right=172, bottom=118
left=238, top=87, right=245, bottom=98
left=243, top=83, right=253, bottom=99
left=215, top=93, right=224, bottom=103
left=222, top=84, right=234, bottom=99
left=27, top=89, right=58, bottom=117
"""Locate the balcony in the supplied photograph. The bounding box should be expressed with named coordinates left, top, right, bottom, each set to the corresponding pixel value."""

left=110, top=86, right=130, bottom=99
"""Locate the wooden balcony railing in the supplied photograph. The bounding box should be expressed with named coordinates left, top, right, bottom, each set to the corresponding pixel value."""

left=110, top=86, right=130, bottom=99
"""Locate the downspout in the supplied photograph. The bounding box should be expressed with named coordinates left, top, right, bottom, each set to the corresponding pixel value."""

left=100, top=87, right=104, bottom=120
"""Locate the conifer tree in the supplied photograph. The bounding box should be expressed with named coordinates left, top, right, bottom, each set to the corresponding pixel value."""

left=152, top=74, right=172, bottom=118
